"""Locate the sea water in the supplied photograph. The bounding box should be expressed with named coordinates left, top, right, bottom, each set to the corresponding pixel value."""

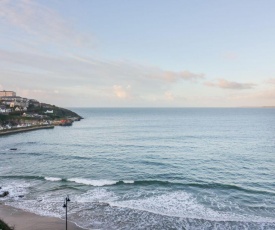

left=0, top=108, right=275, bottom=229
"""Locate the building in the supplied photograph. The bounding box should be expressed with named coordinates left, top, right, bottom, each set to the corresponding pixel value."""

left=0, top=105, right=6, bottom=113
left=1, top=96, right=29, bottom=108
left=45, top=110, right=54, bottom=114
left=1, top=96, right=18, bottom=106
left=0, top=91, right=16, bottom=97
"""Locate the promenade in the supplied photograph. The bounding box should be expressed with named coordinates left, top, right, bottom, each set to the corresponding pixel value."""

left=0, top=125, right=54, bottom=136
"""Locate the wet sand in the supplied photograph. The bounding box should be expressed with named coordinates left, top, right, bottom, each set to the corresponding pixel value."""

left=0, top=204, right=85, bottom=230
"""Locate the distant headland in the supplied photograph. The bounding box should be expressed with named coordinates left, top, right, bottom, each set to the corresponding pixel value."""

left=0, top=90, right=83, bottom=135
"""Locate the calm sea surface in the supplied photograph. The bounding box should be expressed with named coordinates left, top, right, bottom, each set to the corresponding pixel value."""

left=0, top=108, right=275, bottom=229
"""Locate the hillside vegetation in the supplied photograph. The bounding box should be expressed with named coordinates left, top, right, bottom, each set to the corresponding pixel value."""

left=0, top=219, right=14, bottom=230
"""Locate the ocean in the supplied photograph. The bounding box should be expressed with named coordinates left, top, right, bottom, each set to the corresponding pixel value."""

left=0, top=108, right=275, bottom=229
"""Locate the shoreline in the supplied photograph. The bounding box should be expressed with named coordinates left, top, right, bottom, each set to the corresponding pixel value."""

left=0, top=203, right=85, bottom=230
left=0, top=125, right=54, bottom=136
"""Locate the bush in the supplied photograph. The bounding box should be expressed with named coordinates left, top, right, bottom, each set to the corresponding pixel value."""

left=0, top=219, right=14, bottom=230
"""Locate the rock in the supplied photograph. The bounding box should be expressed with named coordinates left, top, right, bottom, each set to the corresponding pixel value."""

left=0, top=191, right=9, bottom=197
left=97, top=202, right=109, bottom=207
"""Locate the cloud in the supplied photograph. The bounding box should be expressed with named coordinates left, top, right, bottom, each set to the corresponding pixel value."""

left=266, top=78, right=275, bottom=84
left=0, top=0, right=91, bottom=46
left=164, top=91, right=175, bottom=101
left=204, top=79, right=256, bottom=90
left=150, top=70, right=204, bottom=82
left=230, top=90, right=275, bottom=100
left=0, top=49, right=202, bottom=90
left=113, top=85, right=131, bottom=99
left=0, top=49, right=202, bottom=106
left=15, top=88, right=59, bottom=101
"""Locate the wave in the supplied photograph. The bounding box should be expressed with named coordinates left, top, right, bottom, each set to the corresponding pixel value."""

left=2, top=179, right=275, bottom=228
left=1, top=175, right=274, bottom=196
left=0, top=175, right=63, bottom=182
left=64, top=178, right=135, bottom=186
left=122, top=180, right=134, bottom=184
left=44, top=177, right=62, bottom=181
left=114, top=180, right=275, bottom=196
left=0, top=175, right=44, bottom=180
left=67, top=178, right=118, bottom=186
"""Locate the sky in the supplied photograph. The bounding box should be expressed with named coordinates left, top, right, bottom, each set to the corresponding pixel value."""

left=0, top=0, right=275, bottom=107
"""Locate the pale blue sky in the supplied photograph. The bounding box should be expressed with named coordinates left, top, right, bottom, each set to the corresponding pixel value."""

left=0, top=0, right=275, bottom=107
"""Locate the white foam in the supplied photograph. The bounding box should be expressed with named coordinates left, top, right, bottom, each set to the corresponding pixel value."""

left=123, top=180, right=134, bottom=184
left=7, top=200, right=63, bottom=218
left=44, top=177, right=62, bottom=181
left=111, top=191, right=275, bottom=223
left=0, top=180, right=37, bottom=201
left=75, top=188, right=117, bottom=203
left=68, top=178, right=118, bottom=186
left=112, top=191, right=199, bottom=217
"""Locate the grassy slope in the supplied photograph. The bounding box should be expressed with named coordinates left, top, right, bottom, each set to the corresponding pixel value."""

left=28, top=104, right=83, bottom=119
left=0, top=105, right=83, bottom=125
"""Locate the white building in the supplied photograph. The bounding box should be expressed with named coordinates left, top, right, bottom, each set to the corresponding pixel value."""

left=1, top=96, right=29, bottom=108
left=45, top=110, right=54, bottom=114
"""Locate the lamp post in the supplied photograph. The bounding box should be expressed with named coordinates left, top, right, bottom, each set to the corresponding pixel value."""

left=63, top=195, right=70, bottom=230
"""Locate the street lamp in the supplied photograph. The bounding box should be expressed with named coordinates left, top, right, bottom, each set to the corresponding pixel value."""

left=63, top=195, right=70, bottom=230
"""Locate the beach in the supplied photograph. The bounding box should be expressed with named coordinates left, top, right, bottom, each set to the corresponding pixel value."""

left=0, top=204, right=84, bottom=230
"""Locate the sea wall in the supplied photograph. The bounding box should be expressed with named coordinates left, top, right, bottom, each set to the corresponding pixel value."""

left=0, top=125, right=54, bottom=136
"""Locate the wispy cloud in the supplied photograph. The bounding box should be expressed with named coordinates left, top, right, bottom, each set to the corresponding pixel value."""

left=266, top=78, right=275, bottom=84
left=16, top=88, right=56, bottom=100
left=0, top=0, right=91, bottom=46
left=0, top=49, right=202, bottom=105
left=150, top=70, right=204, bottom=82
left=0, top=49, right=203, bottom=86
left=225, top=88, right=275, bottom=107
left=204, top=79, right=256, bottom=90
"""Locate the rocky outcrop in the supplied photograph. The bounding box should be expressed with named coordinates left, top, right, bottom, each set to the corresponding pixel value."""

left=0, top=191, right=9, bottom=197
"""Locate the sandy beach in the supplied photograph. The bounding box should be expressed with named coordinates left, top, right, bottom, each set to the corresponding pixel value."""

left=0, top=204, right=84, bottom=230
